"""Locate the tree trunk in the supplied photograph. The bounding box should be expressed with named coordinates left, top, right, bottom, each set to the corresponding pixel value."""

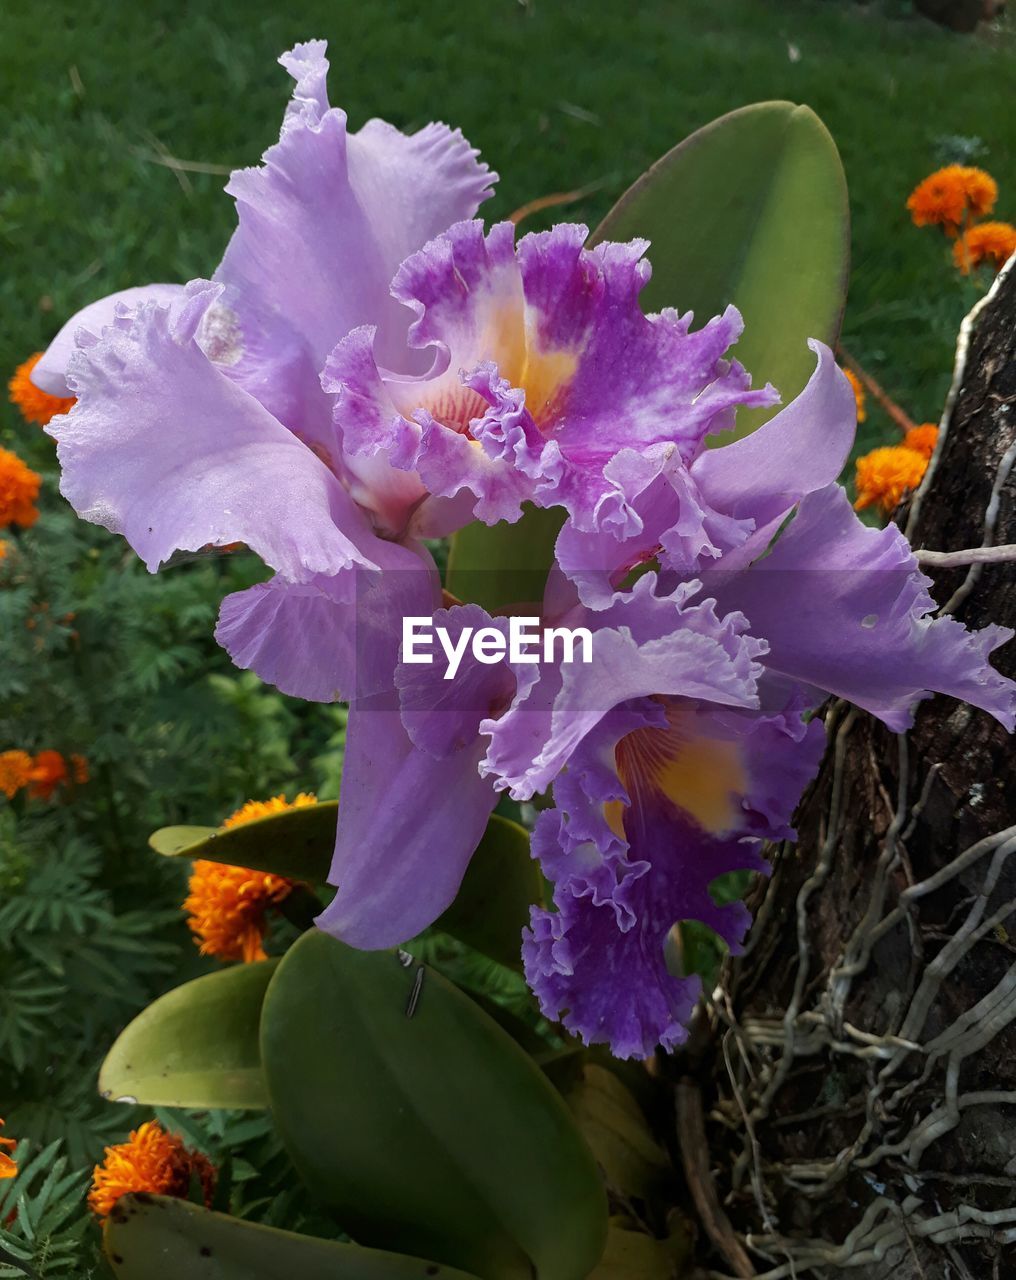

left=912, top=0, right=1000, bottom=34
left=692, top=260, right=1016, bottom=1278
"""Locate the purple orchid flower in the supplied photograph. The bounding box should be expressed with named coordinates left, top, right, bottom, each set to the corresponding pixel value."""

left=468, top=348, right=1016, bottom=1058
left=36, top=39, right=1016, bottom=1061
left=323, top=218, right=776, bottom=533
left=317, top=333, right=1016, bottom=1057
left=38, top=41, right=778, bottom=952
left=38, top=40, right=508, bottom=941
left=40, top=38, right=496, bottom=589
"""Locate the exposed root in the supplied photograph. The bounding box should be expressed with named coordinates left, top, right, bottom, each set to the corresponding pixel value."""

left=677, top=1077, right=757, bottom=1278
left=702, top=381, right=1016, bottom=1271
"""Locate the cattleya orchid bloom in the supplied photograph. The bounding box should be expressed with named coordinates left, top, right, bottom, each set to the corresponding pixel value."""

left=323, top=217, right=774, bottom=533
left=40, top=40, right=773, bottom=950
left=474, top=349, right=1016, bottom=1056
left=39, top=41, right=1016, bottom=1059
left=368, top=350, right=1015, bottom=1057
left=40, top=37, right=496, bottom=637
left=41, top=40, right=501, bottom=919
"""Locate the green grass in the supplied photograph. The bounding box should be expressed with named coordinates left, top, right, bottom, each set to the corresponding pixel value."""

left=1, top=0, right=1013, bottom=460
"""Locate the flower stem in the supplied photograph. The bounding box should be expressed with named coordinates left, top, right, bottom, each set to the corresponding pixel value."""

left=837, top=344, right=917, bottom=436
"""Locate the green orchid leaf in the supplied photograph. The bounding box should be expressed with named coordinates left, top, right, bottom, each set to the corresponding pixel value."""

left=104, top=1194, right=484, bottom=1279
left=434, top=814, right=539, bottom=970
left=446, top=504, right=564, bottom=613
left=149, top=825, right=218, bottom=854
left=591, top=100, right=849, bottom=440
left=99, top=962, right=275, bottom=1110
left=565, top=1065, right=670, bottom=1201
left=587, top=1220, right=693, bottom=1279
left=260, top=931, right=607, bottom=1280
left=463, top=989, right=552, bottom=1058
left=149, top=803, right=338, bottom=883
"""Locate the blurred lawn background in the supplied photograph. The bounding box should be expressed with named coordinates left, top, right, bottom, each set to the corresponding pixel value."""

left=2, top=0, right=1014, bottom=462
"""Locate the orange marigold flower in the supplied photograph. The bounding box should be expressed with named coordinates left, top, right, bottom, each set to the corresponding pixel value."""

left=8, top=353, right=76, bottom=427
left=907, top=166, right=998, bottom=236
left=0, top=448, right=41, bottom=530
left=843, top=368, right=866, bottom=423
left=952, top=221, right=1016, bottom=275
left=0, top=1119, right=17, bottom=1180
left=0, top=750, right=84, bottom=801
left=903, top=424, right=939, bottom=459
left=221, top=791, right=318, bottom=829
left=0, top=540, right=7, bottom=564
left=854, top=445, right=929, bottom=515
left=88, top=1122, right=215, bottom=1222
left=26, top=750, right=69, bottom=801
left=0, top=750, right=33, bottom=799
left=184, top=793, right=315, bottom=962
left=185, top=861, right=295, bottom=962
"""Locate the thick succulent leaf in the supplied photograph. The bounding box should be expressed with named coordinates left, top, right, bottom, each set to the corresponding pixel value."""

left=99, top=963, right=275, bottom=1110
left=565, top=1066, right=670, bottom=1201
left=462, top=989, right=553, bottom=1057
left=149, top=804, right=339, bottom=882
left=446, top=504, right=564, bottom=613
left=591, top=100, right=849, bottom=439
left=260, top=931, right=607, bottom=1280
left=149, top=825, right=218, bottom=852
left=586, top=1221, right=693, bottom=1279
left=104, top=1194, right=483, bottom=1279
left=434, top=815, right=540, bottom=970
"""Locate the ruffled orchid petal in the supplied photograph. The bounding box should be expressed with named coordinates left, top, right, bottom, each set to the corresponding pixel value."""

left=325, top=220, right=776, bottom=536
left=217, top=540, right=440, bottom=704
left=32, top=284, right=185, bottom=396
left=708, top=484, right=1016, bottom=731
left=481, top=574, right=766, bottom=801
left=523, top=687, right=825, bottom=1058
left=216, top=574, right=359, bottom=704
left=48, top=284, right=375, bottom=581
left=216, top=40, right=496, bottom=378
left=554, top=342, right=855, bottom=607
left=516, top=232, right=776, bottom=510
left=322, top=221, right=538, bottom=530
left=524, top=821, right=757, bottom=1060
left=555, top=444, right=754, bottom=607
left=32, top=279, right=334, bottom=453
left=317, top=704, right=498, bottom=949
left=320, top=324, right=445, bottom=536
left=691, top=339, right=856, bottom=526
left=196, top=286, right=336, bottom=449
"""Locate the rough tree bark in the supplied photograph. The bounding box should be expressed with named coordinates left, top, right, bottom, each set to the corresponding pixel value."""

left=912, top=0, right=1004, bottom=34
left=689, top=260, right=1016, bottom=1278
